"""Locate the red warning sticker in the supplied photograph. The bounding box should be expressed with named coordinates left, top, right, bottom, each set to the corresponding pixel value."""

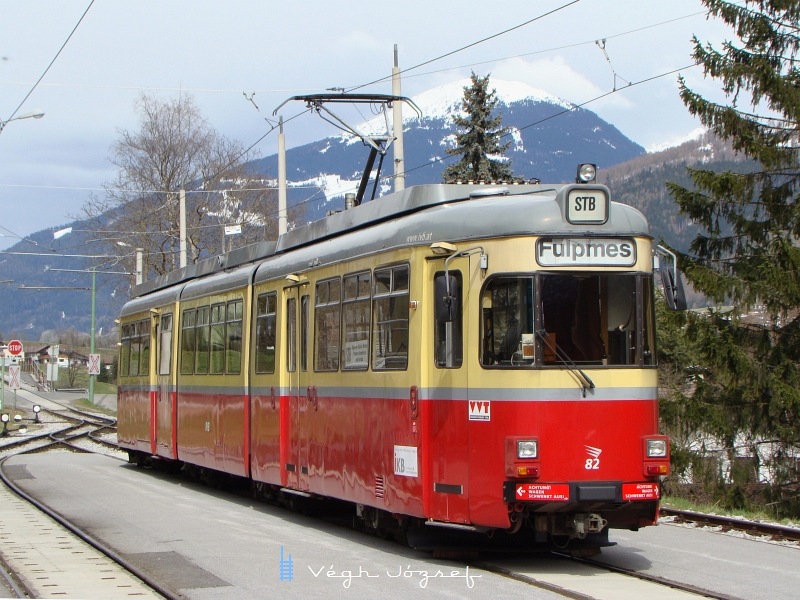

left=515, top=483, right=570, bottom=501
left=622, top=482, right=660, bottom=501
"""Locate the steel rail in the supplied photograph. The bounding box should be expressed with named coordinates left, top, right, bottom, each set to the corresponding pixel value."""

left=0, top=411, right=178, bottom=600
left=660, top=507, right=800, bottom=542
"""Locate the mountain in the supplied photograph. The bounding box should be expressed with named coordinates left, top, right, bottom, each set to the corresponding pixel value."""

left=598, top=130, right=753, bottom=254
left=248, top=78, right=646, bottom=221
left=0, top=80, right=740, bottom=341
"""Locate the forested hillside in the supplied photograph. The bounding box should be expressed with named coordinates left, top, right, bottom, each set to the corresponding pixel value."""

left=600, top=132, right=753, bottom=254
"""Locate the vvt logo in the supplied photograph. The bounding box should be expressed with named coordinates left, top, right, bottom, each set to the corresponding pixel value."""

left=468, top=400, right=491, bottom=421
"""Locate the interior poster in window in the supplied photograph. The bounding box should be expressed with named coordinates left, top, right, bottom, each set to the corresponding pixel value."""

left=344, top=339, right=369, bottom=369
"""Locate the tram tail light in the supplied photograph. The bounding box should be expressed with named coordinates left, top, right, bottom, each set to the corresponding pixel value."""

left=506, top=437, right=540, bottom=479
left=646, top=464, right=670, bottom=476
left=516, top=465, right=540, bottom=477
left=643, top=436, right=670, bottom=477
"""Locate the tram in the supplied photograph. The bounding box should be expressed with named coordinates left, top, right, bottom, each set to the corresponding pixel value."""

left=118, top=163, right=683, bottom=551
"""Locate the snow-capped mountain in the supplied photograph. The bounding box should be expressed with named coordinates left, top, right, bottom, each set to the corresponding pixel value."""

left=362, top=78, right=573, bottom=130
left=249, top=78, right=645, bottom=221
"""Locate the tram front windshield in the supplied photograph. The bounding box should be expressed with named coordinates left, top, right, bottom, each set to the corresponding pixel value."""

left=481, top=273, right=655, bottom=368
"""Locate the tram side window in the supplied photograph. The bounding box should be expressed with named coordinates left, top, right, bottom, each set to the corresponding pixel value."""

left=226, top=300, right=243, bottom=374
left=372, top=265, right=409, bottom=370
left=129, top=321, right=142, bottom=376
left=287, top=298, right=297, bottom=373
left=434, top=271, right=463, bottom=368
left=342, top=271, right=371, bottom=370
left=140, top=319, right=151, bottom=376
left=481, top=277, right=534, bottom=367
left=315, top=278, right=341, bottom=372
left=159, top=313, right=172, bottom=376
left=120, top=323, right=132, bottom=377
left=210, top=303, right=225, bottom=375
left=195, top=306, right=210, bottom=374
left=301, top=295, right=309, bottom=372
left=255, top=293, right=277, bottom=374
left=119, top=318, right=150, bottom=376
left=180, top=309, right=196, bottom=375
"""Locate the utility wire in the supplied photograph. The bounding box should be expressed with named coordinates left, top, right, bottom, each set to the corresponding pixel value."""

left=345, top=0, right=582, bottom=93
left=3, top=0, right=96, bottom=122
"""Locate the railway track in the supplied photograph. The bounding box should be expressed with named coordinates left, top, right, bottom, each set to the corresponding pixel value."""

left=0, top=400, right=123, bottom=459
left=0, top=397, right=172, bottom=599
left=478, top=554, right=734, bottom=600
left=660, top=507, right=800, bottom=543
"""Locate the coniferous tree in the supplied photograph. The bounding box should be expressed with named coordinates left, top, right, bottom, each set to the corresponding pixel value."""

left=442, top=73, right=516, bottom=182
left=665, top=0, right=800, bottom=502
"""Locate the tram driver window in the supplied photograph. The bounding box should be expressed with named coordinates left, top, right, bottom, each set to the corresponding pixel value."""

left=481, top=277, right=534, bottom=367
left=539, top=273, right=650, bottom=366
left=540, top=275, right=605, bottom=365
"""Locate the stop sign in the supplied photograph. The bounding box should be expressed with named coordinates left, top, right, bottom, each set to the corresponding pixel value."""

left=7, top=340, right=23, bottom=356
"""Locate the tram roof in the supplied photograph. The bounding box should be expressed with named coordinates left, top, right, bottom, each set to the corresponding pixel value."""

left=129, top=182, right=649, bottom=300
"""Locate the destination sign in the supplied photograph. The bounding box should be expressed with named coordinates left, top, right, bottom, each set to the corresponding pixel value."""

left=566, top=187, right=608, bottom=224
left=537, top=237, right=637, bottom=267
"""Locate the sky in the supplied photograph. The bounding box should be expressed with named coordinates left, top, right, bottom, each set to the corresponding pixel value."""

left=0, top=0, right=731, bottom=252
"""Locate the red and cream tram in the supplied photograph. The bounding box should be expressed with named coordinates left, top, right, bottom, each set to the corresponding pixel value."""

left=118, top=166, right=679, bottom=551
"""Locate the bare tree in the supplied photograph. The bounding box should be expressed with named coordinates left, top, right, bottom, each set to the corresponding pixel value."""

left=81, top=93, right=277, bottom=278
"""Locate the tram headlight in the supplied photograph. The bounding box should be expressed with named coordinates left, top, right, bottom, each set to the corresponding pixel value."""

left=517, top=440, right=538, bottom=459
left=576, top=163, right=597, bottom=183
left=646, top=438, right=668, bottom=458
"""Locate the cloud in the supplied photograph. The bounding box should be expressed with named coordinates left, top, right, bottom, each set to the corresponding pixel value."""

left=491, top=56, right=634, bottom=110
left=334, top=31, right=383, bottom=53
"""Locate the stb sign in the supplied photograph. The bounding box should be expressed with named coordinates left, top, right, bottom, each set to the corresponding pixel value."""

left=7, top=340, right=23, bottom=356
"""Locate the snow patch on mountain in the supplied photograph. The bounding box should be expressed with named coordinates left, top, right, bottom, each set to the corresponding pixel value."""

left=647, top=127, right=707, bottom=153
left=410, top=78, right=573, bottom=122
left=342, top=78, right=573, bottom=144
left=292, top=173, right=362, bottom=201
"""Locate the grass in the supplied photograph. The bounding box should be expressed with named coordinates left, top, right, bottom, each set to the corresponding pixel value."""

left=55, top=369, right=116, bottom=393
left=70, top=396, right=116, bottom=416
left=662, top=495, right=800, bottom=527
left=52, top=369, right=117, bottom=415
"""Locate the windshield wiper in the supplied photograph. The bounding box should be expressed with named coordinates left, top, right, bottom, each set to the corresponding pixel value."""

left=536, top=330, right=595, bottom=397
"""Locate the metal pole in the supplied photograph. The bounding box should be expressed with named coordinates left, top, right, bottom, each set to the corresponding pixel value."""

left=0, top=351, right=4, bottom=411
left=179, top=189, right=187, bottom=268
left=135, top=248, right=144, bottom=285
left=278, top=117, right=287, bottom=235
left=89, top=268, right=96, bottom=405
left=392, top=45, right=405, bottom=192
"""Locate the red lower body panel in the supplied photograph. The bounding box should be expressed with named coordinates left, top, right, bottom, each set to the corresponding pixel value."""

left=126, top=384, right=661, bottom=531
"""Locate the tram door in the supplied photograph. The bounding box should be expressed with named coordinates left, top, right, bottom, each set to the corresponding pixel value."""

left=429, top=263, right=471, bottom=523
left=154, top=313, right=177, bottom=459
left=284, top=292, right=311, bottom=491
